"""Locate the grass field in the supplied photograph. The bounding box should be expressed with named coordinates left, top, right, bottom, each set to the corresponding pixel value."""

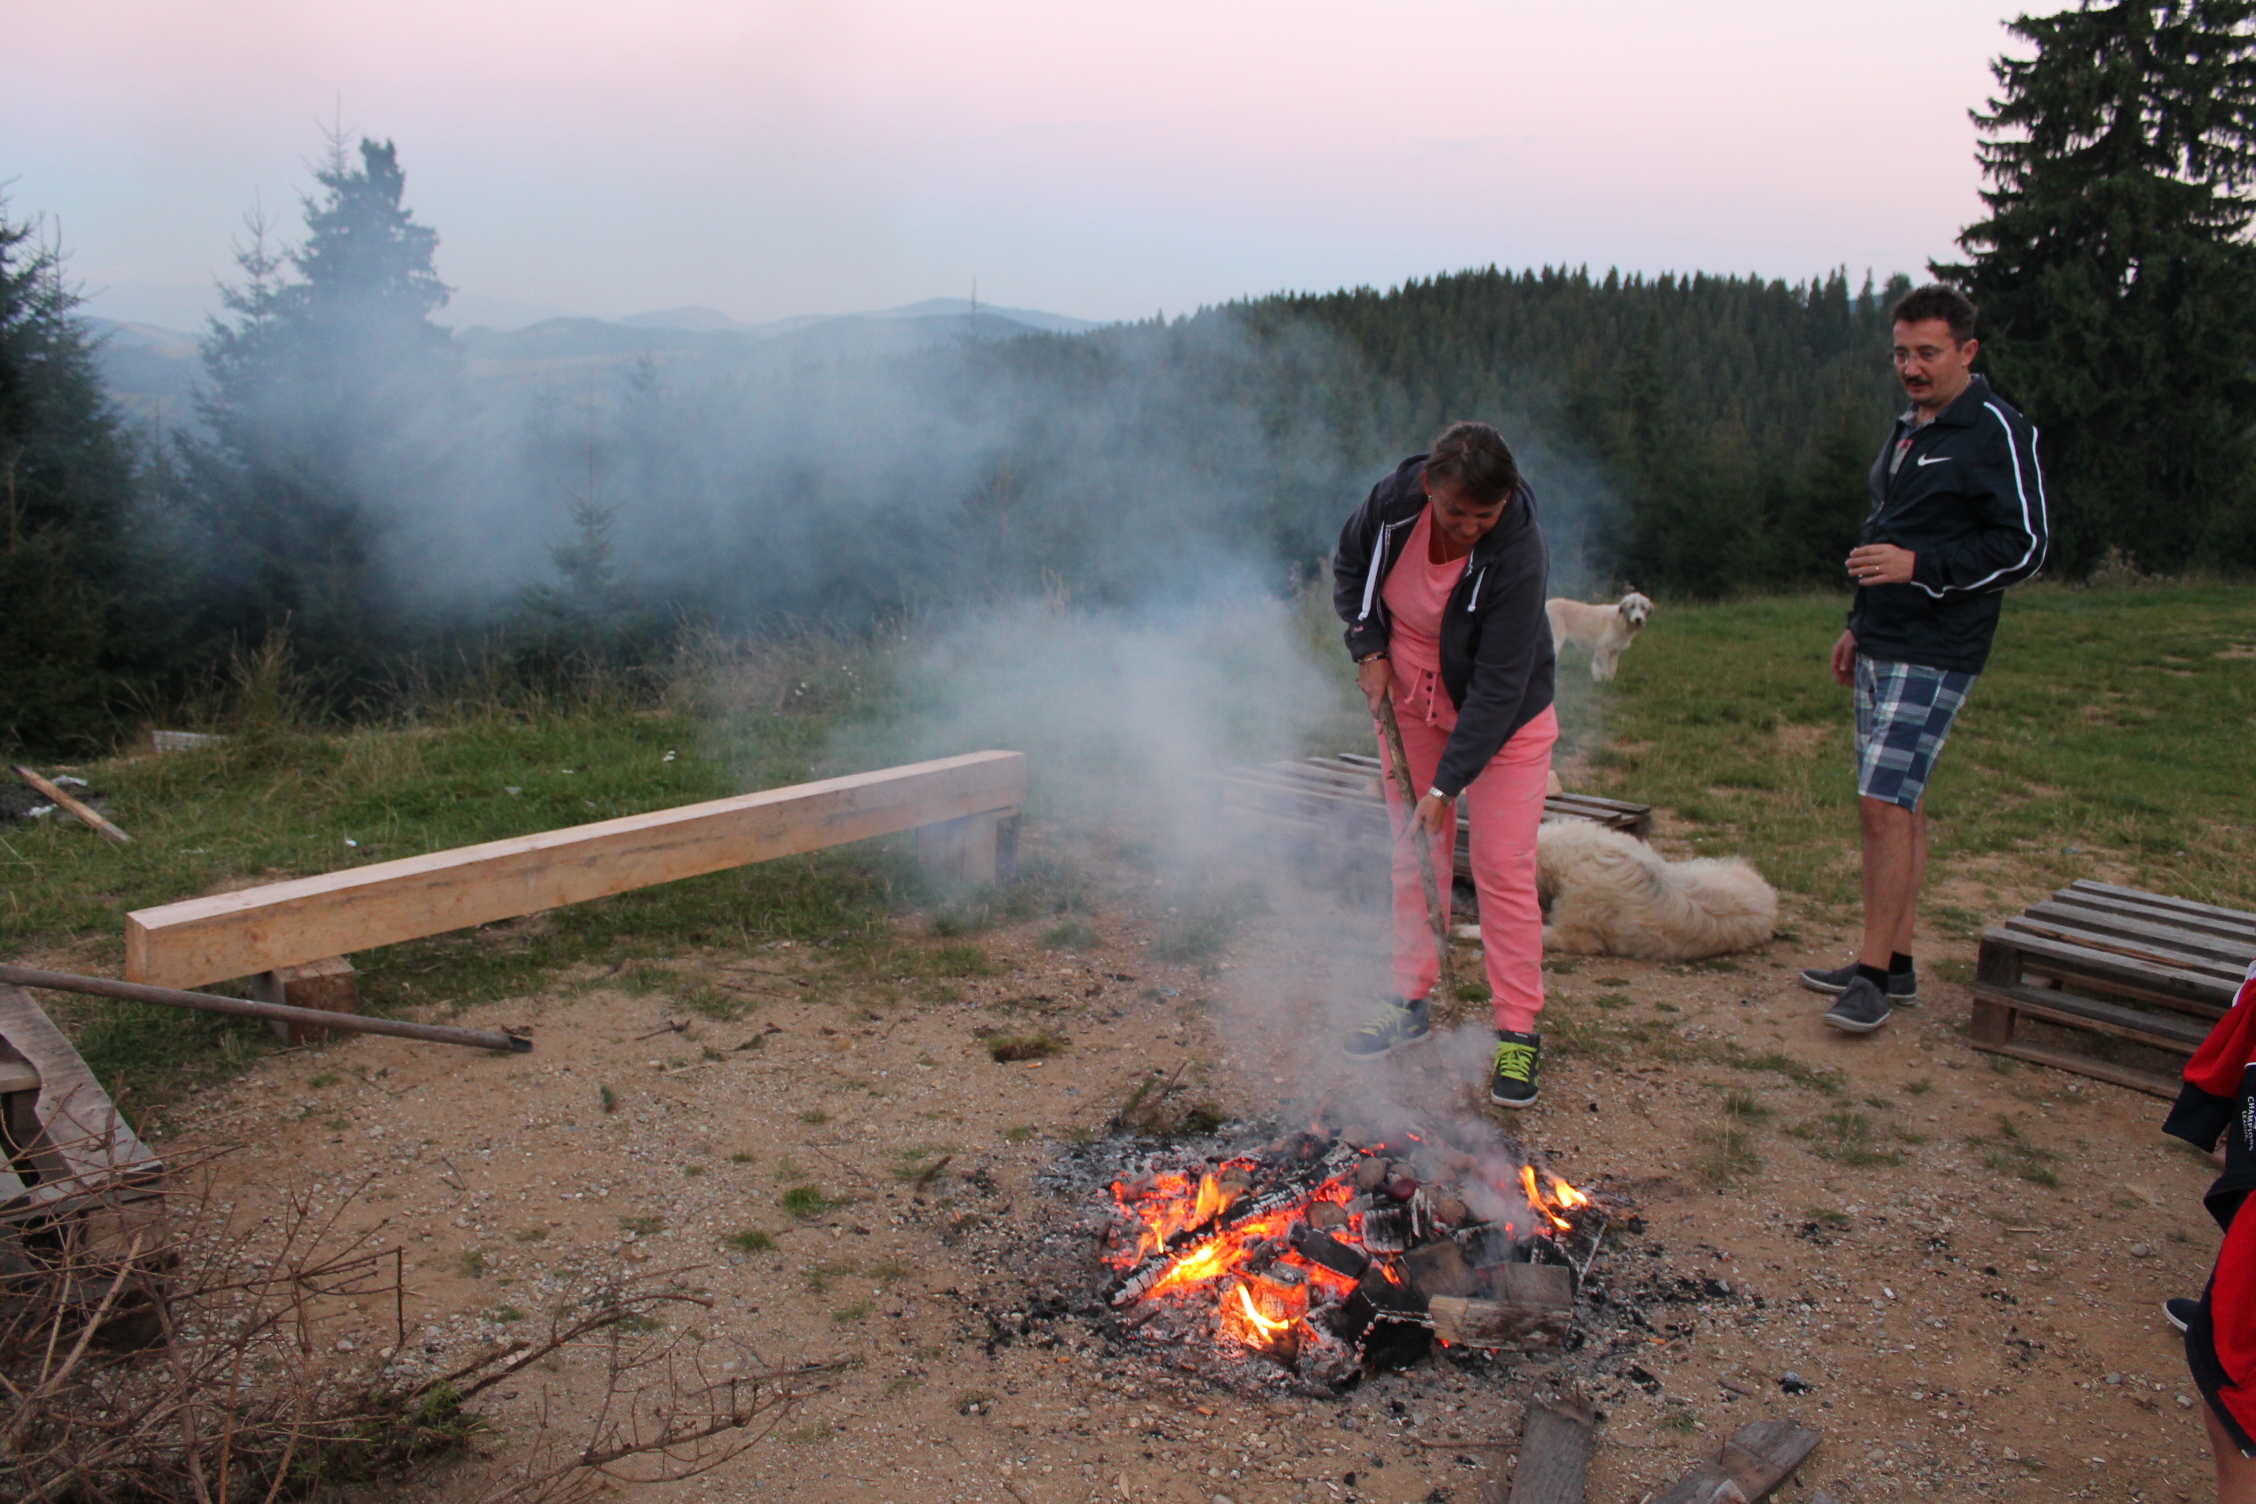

left=7, top=581, right=2252, bottom=1111
left=1557, top=581, right=2256, bottom=915
left=0, top=642, right=911, bottom=1108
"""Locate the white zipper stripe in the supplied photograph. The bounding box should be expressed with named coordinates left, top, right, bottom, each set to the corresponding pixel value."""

left=1357, top=516, right=1414, bottom=621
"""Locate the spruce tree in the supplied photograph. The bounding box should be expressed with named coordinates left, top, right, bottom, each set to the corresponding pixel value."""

left=1937, top=0, right=2256, bottom=573
left=0, top=204, right=142, bottom=752
left=172, top=135, right=457, bottom=681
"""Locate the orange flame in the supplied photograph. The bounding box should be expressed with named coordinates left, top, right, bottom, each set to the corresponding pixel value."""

left=1232, top=1284, right=1294, bottom=1338
left=1546, top=1172, right=1591, bottom=1210
left=1521, top=1165, right=1573, bottom=1232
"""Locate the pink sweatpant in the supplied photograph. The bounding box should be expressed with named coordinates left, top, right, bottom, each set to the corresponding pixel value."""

left=1375, top=702, right=1558, bottom=1034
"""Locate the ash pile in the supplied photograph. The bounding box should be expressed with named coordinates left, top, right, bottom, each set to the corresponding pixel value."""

left=1057, top=1116, right=1615, bottom=1397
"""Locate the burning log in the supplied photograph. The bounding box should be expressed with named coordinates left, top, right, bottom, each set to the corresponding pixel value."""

left=1099, top=1126, right=1609, bottom=1384
left=1287, top=1221, right=1368, bottom=1281
left=1405, top=1240, right=1477, bottom=1298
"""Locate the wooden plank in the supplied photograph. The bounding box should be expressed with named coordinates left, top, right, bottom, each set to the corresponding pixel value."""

left=2052, top=890, right=2256, bottom=948
left=127, top=751, right=1027, bottom=989
left=2069, top=880, right=2256, bottom=930
left=0, top=986, right=163, bottom=1215
left=1979, top=927, right=2237, bottom=1012
left=11, top=764, right=131, bottom=844
left=2030, top=900, right=2256, bottom=967
left=1969, top=1039, right=2181, bottom=1099
left=1971, top=939, right=2022, bottom=1046
left=1499, top=1395, right=1595, bottom=1504
left=1652, top=1418, right=1819, bottom=1504
left=0, top=1058, right=39, bottom=1094
left=1717, top=1418, right=1822, bottom=1500
left=2001, top=915, right=2251, bottom=984
left=1973, top=982, right=2207, bottom=1051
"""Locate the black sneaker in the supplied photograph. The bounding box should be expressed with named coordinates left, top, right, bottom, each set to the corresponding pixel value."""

left=2167, top=1297, right=2201, bottom=1333
left=1343, top=996, right=1431, bottom=1060
left=1800, top=961, right=1918, bottom=1005
left=1488, top=1030, right=1541, bottom=1108
left=1821, top=975, right=1892, bottom=1034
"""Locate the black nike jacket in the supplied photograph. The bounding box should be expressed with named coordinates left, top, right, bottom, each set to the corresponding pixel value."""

left=1332, top=454, right=1554, bottom=798
left=1848, top=374, right=2050, bottom=674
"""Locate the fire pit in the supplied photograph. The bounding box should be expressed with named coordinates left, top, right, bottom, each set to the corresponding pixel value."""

left=1094, top=1118, right=1610, bottom=1394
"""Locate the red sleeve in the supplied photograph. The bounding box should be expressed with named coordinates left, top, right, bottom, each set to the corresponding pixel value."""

left=2188, top=963, right=2256, bottom=1096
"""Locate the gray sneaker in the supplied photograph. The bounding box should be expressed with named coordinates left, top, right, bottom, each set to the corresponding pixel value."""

left=1343, top=996, right=1432, bottom=1060
left=1800, top=961, right=1917, bottom=1005
left=1821, top=975, right=1893, bottom=1034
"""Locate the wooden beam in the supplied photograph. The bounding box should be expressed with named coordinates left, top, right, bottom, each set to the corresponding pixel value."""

left=127, top=751, right=1027, bottom=989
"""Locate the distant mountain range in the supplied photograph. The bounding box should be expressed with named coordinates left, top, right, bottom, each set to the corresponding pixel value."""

left=83, top=297, right=1108, bottom=416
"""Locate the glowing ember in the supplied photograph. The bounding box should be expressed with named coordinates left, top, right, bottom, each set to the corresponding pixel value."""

left=1103, top=1130, right=1605, bottom=1380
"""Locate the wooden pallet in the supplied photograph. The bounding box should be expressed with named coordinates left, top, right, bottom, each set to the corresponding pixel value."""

left=1970, top=880, right=2256, bottom=1097
left=0, top=984, right=168, bottom=1343
left=1198, top=754, right=1650, bottom=884
left=0, top=984, right=165, bottom=1222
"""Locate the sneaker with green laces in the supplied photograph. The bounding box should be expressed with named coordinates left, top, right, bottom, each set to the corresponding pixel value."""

left=1488, top=1029, right=1541, bottom=1108
left=1341, top=996, right=1431, bottom=1060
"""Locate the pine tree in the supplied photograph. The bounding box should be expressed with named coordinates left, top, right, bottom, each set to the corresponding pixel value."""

left=0, top=204, right=142, bottom=752
left=1937, top=0, right=2256, bottom=573
left=171, top=135, right=457, bottom=681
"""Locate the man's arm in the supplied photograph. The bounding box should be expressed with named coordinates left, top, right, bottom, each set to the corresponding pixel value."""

left=1909, top=412, right=2050, bottom=596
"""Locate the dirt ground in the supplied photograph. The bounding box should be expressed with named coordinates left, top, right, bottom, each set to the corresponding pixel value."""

left=146, top=822, right=2227, bottom=1504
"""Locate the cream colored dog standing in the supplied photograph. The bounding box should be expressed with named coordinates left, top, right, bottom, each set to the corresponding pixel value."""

left=1545, top=592, right=1653, bottom=681
left=1535, top=819, right=1776, bottom=960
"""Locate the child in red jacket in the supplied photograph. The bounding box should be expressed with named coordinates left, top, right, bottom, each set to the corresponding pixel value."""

left=2164, top=959, right=2256, bottom=1502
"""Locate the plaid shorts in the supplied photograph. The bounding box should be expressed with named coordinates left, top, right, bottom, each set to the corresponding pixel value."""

left=1854, top=656, right=1976, bottom=810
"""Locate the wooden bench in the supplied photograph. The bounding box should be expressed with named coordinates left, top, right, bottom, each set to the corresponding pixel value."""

left=1971, top=880, right=2256, bottom=1097
left=121, top=751, right=1027, bottom=1028
left=1198, top=753, right=1651, bottom=885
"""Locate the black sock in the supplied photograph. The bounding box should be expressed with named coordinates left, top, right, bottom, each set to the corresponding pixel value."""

left=1855, top=963, right=1891, bottom=990
left=1889, top=952, right=1915, bottom=976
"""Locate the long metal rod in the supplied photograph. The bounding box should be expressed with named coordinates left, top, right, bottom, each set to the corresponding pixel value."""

left=0, top=964, right=531, bottom=1053
left=1374, top=697, right=1453, bottom=1004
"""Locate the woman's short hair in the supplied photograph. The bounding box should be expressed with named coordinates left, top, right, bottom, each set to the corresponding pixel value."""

left=1425, top=421, right=1520, bottom=506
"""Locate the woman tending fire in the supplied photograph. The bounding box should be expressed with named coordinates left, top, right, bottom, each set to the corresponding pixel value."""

left=2163, top=958, right=2256, bottom=1502
left=1330, top=421, right=1558, bottom=1105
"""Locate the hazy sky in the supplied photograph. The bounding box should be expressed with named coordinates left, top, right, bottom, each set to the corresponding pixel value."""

left=7, top=0, right=2034, bottom=330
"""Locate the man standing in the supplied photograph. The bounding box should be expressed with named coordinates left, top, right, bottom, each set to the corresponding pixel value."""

left=1800, top=284, right=2049, bottom=1034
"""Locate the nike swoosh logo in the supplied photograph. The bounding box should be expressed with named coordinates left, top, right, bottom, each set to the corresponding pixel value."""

left=1915, top=455, right=1951, bottom=466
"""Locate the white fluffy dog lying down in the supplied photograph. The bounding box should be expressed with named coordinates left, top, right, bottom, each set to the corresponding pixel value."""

left=1535, top=819, right=1777, bottom=960
left=1545, top=592, right=1654, bottom=681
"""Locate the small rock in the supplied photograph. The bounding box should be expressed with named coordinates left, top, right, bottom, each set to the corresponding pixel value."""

left=2130, top=1243, right=2154, bottom=1258
left=335, top=1339, right=355, bottom=1353
left=2106, top=1372, right=2122, bottom=1385
left=1214, top=1495, right=1236, bottom=1504
left=2180, top=1395, right=2197, bottom=1409
left=1779, top=1371, right=1812, bottom=1394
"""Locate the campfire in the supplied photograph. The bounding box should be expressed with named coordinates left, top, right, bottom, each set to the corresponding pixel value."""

left=1100, top=1122, right=1607, bottom=1390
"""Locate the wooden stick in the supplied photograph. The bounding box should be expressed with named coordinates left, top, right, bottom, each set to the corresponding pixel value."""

left=0, top=963, right=531, bottom=1053
left=1375, top=698, right=1452, bottom=1004
left=11, top=765, right=130, bottom=845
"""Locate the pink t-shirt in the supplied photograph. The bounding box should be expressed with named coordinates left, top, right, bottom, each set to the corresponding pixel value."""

left=1381, top=505, right=1468, bottom=729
